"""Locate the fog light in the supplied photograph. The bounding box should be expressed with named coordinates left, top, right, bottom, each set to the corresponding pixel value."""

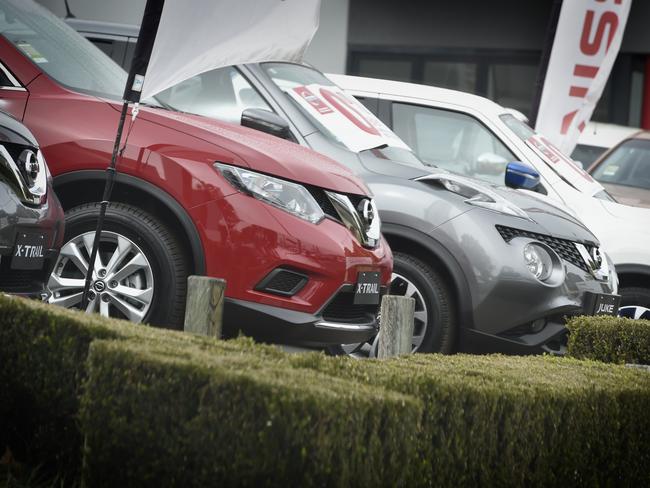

left=523, top=243, right=553, bottom=281
left=530, top=318, right=547, bottom=333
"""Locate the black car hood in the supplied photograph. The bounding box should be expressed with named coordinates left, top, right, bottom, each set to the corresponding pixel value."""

left=0, top=110, right=38, bottom=147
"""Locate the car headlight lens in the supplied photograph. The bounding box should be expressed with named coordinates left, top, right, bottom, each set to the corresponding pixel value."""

left=423, top=175, right=531, bottom=220
left=215, top=163, right=324, bottom=224
left=523, top=243, right=553, bottom=281
left=604, top=252, right=618, bottom=294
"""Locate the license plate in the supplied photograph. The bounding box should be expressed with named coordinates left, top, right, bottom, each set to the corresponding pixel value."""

left=11, top=233, right=46, bottom=270
left=353, top=271, right=381, bottom=305
left=584, top=291, right=621, bottom=316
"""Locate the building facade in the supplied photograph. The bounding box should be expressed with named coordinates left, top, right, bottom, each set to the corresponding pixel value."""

left=345, top=0, right=650, bottom=128
left=37, top=0, right=650, bottom=128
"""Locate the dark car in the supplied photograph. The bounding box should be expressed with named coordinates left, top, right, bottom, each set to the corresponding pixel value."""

left=69, top=18, right=620, bottom=356
left=0, top=0, right=392, bottom=349
left=0, top=109, right=64, bottom=296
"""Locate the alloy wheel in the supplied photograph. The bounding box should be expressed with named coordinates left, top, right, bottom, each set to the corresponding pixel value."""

left=48, top=231, right=154, bottom=322
left=618, top=305, right=650, bottom=320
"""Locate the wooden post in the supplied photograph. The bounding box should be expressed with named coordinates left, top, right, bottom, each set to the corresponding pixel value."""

left=183, top=276, right=226, bottom=337
left=377, top=295, right=415, bottom=359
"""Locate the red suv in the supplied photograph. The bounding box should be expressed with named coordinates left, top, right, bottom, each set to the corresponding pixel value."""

left=0, top=0, right=392, bottom=347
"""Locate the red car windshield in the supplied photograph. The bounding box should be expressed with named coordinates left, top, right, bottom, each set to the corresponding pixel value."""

left=0, top=0, right=126, bottom=100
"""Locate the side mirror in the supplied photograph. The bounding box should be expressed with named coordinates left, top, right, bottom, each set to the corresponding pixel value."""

left=476, top=152, right=508, bottom=175
left=505, top=162, right=541, bottom=190
left=241, top=108, right=291, bottom=140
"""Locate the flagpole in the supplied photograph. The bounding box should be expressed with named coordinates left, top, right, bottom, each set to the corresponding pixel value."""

left=530, top=0, right=563, bottom=129
left=80, top=101, right=130, bottom=310
left=80, top=0, right=166, bottom=311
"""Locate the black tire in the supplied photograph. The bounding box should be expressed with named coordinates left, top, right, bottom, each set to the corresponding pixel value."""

left=60, top=202, right=189, bottom=329
left=391, top=252, right=456, bottom=353
left=619, top=286, right=650, bottom=319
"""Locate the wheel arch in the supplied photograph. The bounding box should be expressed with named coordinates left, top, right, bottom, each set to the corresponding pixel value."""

left=53, top=170, right=205, bottom=275
left=381, top=222, right=473, bottom=331
left=615, top=264, right=650, bottom=290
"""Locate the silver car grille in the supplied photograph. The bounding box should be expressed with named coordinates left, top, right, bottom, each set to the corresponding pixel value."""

left=307, top=187, right=380, bottom=248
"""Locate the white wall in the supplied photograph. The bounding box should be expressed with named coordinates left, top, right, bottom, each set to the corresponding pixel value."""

left=304, top=0, right=349, bottom=74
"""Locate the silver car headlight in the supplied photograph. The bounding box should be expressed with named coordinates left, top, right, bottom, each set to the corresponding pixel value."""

left=521, top=242, right=565, bottom=285
left=604, top=252, right=618, bottom=294
left=215, top=163, right=324, bottom=224
left=27, top=150, right=48, bottom=199
left=523, top=243, right=553, bottom=281
left=420, top=174, right=531, bottom=220
left=0, top=145, right=47, bottom=205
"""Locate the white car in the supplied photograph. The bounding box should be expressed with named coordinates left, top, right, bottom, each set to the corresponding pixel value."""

left=330, top=74, right=650, bottom=319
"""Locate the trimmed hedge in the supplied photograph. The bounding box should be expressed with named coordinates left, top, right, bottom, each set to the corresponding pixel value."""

left=567, top=315, right=650, bottom=365
left=289, top=352, right=650, bottom=486
left=0, top=295, right=423, bottom=486
left=81, top=340, right=423, bottom=487
left=0, top=294, right=281, bottom=478
left=1, top=295, right=650, bottom=487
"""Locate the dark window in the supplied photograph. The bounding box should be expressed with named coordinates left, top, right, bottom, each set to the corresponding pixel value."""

left=423, top=61, right=476, bottom=92
left=355, top=96, right=378, bottom=114
left=487, top=64, right=538, bottom=117
left=0, top=68, right=11, bottom=87
left=349, top=48, right=643, bottom=126
left=570, top=144, right=608, bottom=168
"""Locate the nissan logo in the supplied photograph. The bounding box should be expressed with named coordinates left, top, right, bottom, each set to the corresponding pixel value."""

left=591, top=247, right=603, bottom=268
left=358, top=199, right=374, bottom=226
left=93, top=281, right=106, bottom=293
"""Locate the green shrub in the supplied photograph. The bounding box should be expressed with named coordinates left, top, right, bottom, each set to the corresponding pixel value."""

left=80, top=340, right=424, bottom=488
left=567, top=315, right=650, bottom=364
left=2, top=296, right=650, bottom=487
left=0, top=295, right=280, bottom=478
left=288, top=352, right=650, bottom=486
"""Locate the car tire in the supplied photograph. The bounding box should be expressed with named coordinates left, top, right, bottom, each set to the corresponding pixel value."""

left=618, top=286, right=650, bottom=320
left=391, top=252, right=456, bottom=354
left=49, top=202, right=189, bottom=329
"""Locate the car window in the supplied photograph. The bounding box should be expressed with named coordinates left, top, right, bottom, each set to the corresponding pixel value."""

left=0, top=1, right=127, bottom=100
left=155, top=66, right=271, bottom=124
left=392, top=102, right=516, bottom=185
left=591, top=139, right=650, bottom=190
left=0, top=67, right=12, bottom=87
left=84, top=36, right=129, bottom=67
left=571, top=144, right=607, bottom=168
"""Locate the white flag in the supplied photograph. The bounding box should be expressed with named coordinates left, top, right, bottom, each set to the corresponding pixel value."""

left=535, top=0, right=631, bottom=156
left=140, top=0, right=320, bottom=100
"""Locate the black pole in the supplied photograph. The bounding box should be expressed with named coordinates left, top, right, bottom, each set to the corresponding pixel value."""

left=80, top=0, right=165, bottom=311
left=80, top=102, right=129, bottom=310
left=529, top=0, right=563, bottom=129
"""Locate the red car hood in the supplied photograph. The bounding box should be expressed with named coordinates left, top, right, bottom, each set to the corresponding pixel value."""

left=133, top=105, right=369, bottom=196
